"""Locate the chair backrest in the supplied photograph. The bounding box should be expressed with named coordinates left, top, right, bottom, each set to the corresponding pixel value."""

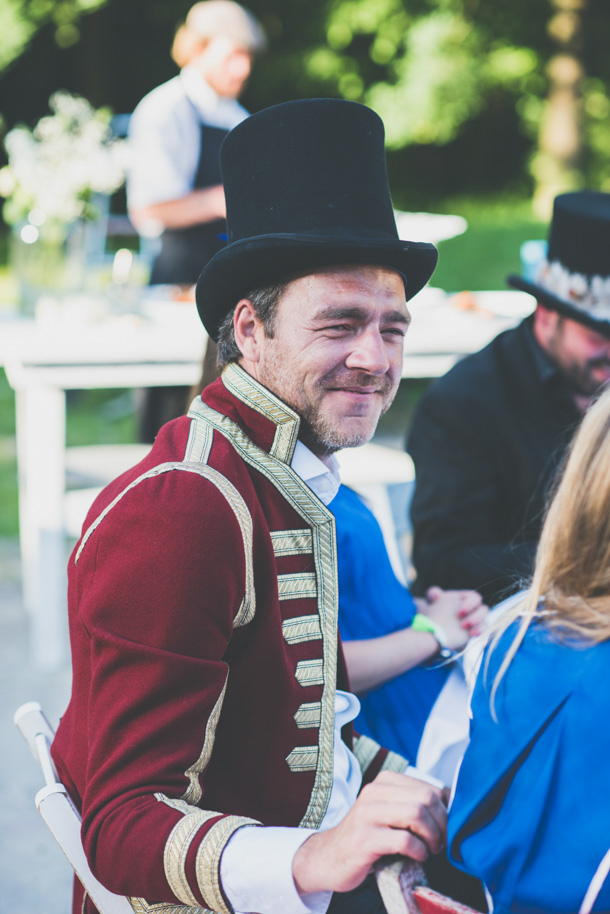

left=14, top=702, right=133, bottom=914
left=375, top=857, right=480, bottom=914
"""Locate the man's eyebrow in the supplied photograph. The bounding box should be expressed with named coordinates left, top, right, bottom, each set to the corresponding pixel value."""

left=313, top=305, right=411, bottom=325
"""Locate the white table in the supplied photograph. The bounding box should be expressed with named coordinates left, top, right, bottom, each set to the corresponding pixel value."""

left=1, top=296, right=207, bottom=668
left=1, top=287, right=533, bottom=669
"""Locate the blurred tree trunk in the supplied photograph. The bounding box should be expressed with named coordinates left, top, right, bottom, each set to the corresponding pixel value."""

left=533, top=0, right=586, bottom=219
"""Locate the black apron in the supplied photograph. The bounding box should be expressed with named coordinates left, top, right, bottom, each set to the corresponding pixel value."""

left=150, top=123, right=229, bottom=285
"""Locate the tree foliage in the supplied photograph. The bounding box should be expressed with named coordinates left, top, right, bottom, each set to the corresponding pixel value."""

left=1, top=0, right=609, bottom=204
left=0, top=0, right=107, bottom=71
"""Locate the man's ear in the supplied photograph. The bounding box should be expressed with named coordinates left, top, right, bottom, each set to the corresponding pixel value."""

left=234, top=299, right=263, bottom=364
left=533, top=302, right=561, bottom=348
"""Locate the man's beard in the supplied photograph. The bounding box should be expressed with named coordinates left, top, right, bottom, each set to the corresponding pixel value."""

left=562, top=356, right=610, bottom=399
left=258, top=347, right=394, bottom=456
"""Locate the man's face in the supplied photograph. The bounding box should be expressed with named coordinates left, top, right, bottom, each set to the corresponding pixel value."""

left=540, top=309, right=610, bottom=398
left=250, top=265, right=410, bottom=456
left=195, top=36, right=253, bottom=98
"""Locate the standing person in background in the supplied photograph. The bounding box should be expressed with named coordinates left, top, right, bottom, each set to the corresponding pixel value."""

left=407, top=191, right=610, bottom=607
left=127, top=0, right=266, bottom=440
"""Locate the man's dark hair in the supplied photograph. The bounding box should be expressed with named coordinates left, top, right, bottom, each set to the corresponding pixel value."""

left=216, top=282, right=287, bottom=369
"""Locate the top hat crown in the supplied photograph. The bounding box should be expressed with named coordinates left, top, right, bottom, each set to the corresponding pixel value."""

left=508, top=191, right=610, bottom=337
left=195, top=98, right=438, bottom=340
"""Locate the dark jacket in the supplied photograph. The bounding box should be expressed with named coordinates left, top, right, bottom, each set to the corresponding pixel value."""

left=407, top=317, right=580, bottom=606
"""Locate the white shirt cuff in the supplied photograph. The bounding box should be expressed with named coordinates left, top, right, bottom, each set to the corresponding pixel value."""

left=220, top=825, right=333, bottom=914
left=404, top=764, right=445, bottom=790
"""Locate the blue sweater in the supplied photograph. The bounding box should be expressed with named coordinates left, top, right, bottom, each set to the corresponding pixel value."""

left=332, top=484, right=449, bottom=761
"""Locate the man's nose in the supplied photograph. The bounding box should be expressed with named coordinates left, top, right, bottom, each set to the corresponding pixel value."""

left=344, top=328, right=390, bottom=374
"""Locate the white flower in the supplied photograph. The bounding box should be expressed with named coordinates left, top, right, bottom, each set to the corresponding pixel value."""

left=1, top=91, right=127, bottom=230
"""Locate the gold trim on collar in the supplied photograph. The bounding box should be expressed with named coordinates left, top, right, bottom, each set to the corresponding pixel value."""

left=221, top=363, right=300, bottom=464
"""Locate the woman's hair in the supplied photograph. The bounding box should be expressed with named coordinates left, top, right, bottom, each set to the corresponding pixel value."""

left=171, top=0, right=266, bottom=68
left=488, top=386, right=610, bottom=706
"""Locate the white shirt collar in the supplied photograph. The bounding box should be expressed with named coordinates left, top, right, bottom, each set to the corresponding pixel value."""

left=180, top=65, right=249, bottom=129
left=290, top=441, right=341, bottom=506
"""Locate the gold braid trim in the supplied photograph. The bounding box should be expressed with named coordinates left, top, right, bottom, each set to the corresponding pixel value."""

left=180, top=675, right=228, bottom=806
left=277, top=572, right=318, bottom=600
left=353, top=735, right=409, bottom=777
left=352, top=734, right=380, bottom=777
left=282, top=614, right=322, bottom=645
left=128, top=898, right=213, bottom=914
left=380, top=749, right=409, bottom=773
left=75, top=461, right=255, bottom=628
left=270, top=528, right=314, bottom=556
left=195, top=817, right=259, bottom=914
left=163, top=810, right=220, bottom=906
left=221, top=363, right=300, bottom=463
left=188, top=395, right=338, bottom=830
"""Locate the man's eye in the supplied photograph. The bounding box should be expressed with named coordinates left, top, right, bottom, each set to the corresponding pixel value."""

left=383, top=327, right=407, bottom=338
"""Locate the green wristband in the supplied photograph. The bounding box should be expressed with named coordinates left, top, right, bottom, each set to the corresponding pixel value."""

left=411, top=613, right=454, bottom=659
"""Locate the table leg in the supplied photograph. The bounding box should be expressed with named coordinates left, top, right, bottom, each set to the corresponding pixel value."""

left=15, top=384, right=68, bottom=669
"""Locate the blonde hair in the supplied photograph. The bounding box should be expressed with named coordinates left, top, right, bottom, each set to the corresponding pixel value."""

left=489, top=386, right=610, bottom=707
left=171, top=0, right=266, bottom=68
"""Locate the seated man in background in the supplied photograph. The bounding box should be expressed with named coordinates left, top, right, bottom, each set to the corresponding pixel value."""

left=333, top=483, right=487, bottom=764
left=407, top=191, right=610, bottom=607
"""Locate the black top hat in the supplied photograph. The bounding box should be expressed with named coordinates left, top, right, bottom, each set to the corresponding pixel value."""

left=508, top=191, right=610, bottom=338
left=195, top=98, right=438, bottom=340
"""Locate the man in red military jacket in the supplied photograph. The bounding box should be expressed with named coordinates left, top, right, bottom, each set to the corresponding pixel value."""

left=52, top=99, right=475, bottom=914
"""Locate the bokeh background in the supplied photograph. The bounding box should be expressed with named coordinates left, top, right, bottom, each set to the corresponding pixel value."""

left=1, top=0, right=609, bottom=539
left=0, top=2, right=609, bottom=910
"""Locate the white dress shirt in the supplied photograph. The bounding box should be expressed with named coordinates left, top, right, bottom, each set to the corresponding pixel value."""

left=127, top=66, right=249, bottom=212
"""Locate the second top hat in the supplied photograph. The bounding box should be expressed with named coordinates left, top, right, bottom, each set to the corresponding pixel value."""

left=195, top=98, right=438, bottom=340
left=508, top=191, right=610, bottom=338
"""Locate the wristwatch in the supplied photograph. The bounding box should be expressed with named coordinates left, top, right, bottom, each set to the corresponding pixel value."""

left=411, top=613, right=455, bottom=660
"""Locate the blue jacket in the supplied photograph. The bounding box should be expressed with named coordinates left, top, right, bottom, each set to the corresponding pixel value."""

left=448, top=621, right=610, bottom=913
left=332, top=484, right=449, bottom=761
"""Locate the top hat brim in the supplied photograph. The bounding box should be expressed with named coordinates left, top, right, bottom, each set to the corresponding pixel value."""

left=196, top=233, right=438, bottom=341
left=507, top=273, right=610, bottom=339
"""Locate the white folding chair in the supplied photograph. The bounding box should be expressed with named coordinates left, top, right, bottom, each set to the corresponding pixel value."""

left=14, top=701, right=133, bottom=914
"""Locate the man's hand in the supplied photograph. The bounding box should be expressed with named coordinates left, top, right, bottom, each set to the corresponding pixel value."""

left=419, top=587, right=488, bottom=651
left=292, top=771, right=446, bottom=896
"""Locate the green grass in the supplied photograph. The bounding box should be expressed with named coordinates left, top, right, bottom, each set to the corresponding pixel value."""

left=0, top=369, right=137, bottom=537
left=0, top=369, right=18, bottom=537
left=0, top=196, right=547, bottom=536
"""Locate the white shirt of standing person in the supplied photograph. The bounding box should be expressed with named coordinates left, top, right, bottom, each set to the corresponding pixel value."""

left=127, top=65, right=249, bottom=213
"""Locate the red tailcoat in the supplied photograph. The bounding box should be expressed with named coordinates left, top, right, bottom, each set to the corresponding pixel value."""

left=52, top=364, right=407, bottom=914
